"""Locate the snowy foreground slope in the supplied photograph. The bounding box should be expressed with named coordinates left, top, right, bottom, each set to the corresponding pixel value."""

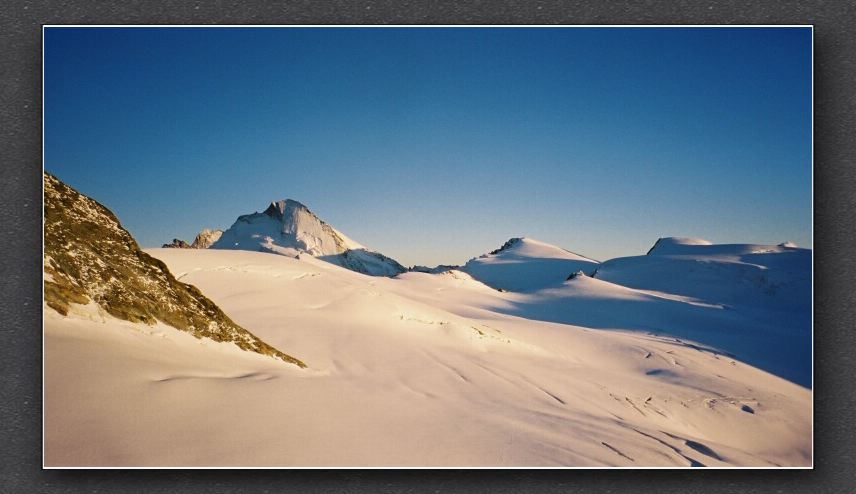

left=45, top=247, right=811, bottom=467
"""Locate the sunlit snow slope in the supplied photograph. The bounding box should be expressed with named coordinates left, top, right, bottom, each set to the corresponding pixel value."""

left=462, top=237, right=600, bottom=292
left=45, top=247, right=811, bottom=467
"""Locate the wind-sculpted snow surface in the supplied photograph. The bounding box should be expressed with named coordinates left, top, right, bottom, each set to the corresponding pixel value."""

left=43, top=173, right=304, bottom=367
left=45, top=246, right=811, bottom=467
left=213, top=199, right=406, bottom=276
left=462, top=237, right=599, bottom=292
left=475, top=237, right=811, bottom=386
left=587, top=238, right=811, bottom=386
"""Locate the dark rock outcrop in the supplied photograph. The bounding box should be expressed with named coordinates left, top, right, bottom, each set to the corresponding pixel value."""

left=162, top=238, right=191, bottom=249
left=409, top=265, right=460, bottom=274
left=44, top=172, right=305, bottom=367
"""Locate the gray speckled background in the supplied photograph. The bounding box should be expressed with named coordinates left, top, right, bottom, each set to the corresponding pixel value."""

left=2, top=2, right=853, bottom=492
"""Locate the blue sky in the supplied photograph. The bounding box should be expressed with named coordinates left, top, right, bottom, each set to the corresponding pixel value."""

left=44, top=27, right=812, bottom=266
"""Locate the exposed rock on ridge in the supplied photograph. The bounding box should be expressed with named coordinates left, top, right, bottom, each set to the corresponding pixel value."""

left=43, top=172, right=305, bottom=367
left=163, top=238, right=191, bottom=249
left=162, top=229, right=224, bottom=249
left=191, top=228, right=223, bottom=249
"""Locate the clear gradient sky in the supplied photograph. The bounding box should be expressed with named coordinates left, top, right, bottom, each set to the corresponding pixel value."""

left=44, top=27, right=812, bottom=267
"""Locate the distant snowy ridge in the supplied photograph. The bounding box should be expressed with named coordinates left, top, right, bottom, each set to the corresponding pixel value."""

left=527, top=236, right=812, bottom=386
left=407, top=235, right=810, bottom=386
left=601, top=236, right=811, bottom=311
left=212, top=199, right=405, bottom=277
left=461, top=237, right=600, bottom=292
left=646, top=237, right=713, bottom=255
left=645, top=236, right=801, bottom=256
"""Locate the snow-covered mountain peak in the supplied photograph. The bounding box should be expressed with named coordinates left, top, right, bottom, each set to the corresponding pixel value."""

left=263, top=199, right=313, bottom=222
left=216, top=198, right=360, bottom=256
left=462, top=237, right=600, bottom=292
left=488, top=237, right=525, bottom=255
left=484, top=237, right=598, bottom=263
left=212, top=198, right=403, bottom=277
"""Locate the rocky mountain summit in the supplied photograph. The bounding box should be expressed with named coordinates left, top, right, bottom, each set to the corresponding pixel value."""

left=162, top=229, right=223, bottom=249
left=162, top=238, right=191, bottom=249
left=213, top=199, right=406, bottom=276
left=409, top=264, right=460, bottom=274
left=191, top=228, right=223, bottom=249
left=43, top=172, right=304, bottom=367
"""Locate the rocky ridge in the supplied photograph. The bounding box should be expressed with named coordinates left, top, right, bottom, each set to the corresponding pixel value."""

left=44, top=172, right=305, bottom=367
left=191, top=228, right=223, bottom=249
